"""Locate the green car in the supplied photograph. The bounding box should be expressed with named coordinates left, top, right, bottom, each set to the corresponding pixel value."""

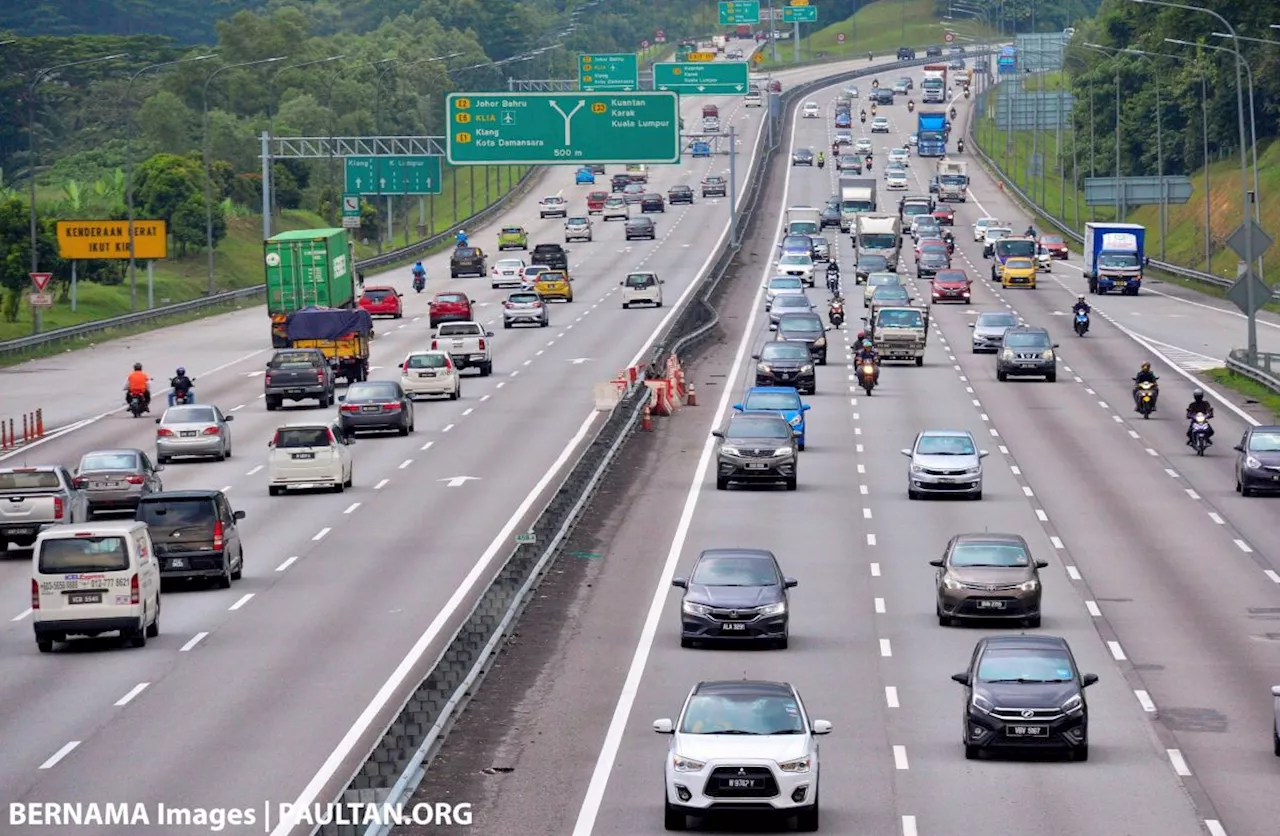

left=498, top=225, right=528, bottom=251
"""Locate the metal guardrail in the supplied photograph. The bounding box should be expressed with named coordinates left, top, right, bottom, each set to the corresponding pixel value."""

left=0, top=168, right=544, bottom=359
left=1225, top=349, right=1280, bottom=391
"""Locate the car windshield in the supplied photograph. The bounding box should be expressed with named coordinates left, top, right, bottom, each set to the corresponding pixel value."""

left=1005, top=258, right=1035, bottom=270
left=769, top=277, right=803, bottom=290
left=136, top=498, right=211, bottom=526
left=922, top=246, right=948, bottom=256
left=438, top=323, right=479, bottom=336
left=567, top=217, right=588, bottom=225
left=679, top=693, right=804, bottom=735
left=363, top=289, right=393, bottom=301
left=543, top=196, right=563, bottom=204
left=1099, top=253, right=1140, bottom=268
left=940, top=175, right=966, bottom=186
left=903, top=205, right=929, bottom=217
left=874, top=287, right=908, bottom=300
left=779, top=255, right=811, bottom=266
left=524, top=266, right=548, bottom=276
left=80, top=452, right=139, bottom=471
left=537, top=272, right=568, bottom=282
left=782, top=236, right=811, bottom=249
left=858, top=256, right=888, bottom=271
left=869, top=275, right=900, bottom=288
left=727, top=415, right=791, bottom=439
left=997, top=240, right=1036, bottom=257
left=38, top=536, right=130, bottom=574
left=977, top=312, right=1018, bottom=328
left=789, top=222, right=819, bottom=235
left=743, top=391, right=802, bottom=411
left=436, top=294, right=467, bottom=303
left=0, top=470, right=61, bottom=490
left=454, top=248, right=478, bottom=258
left=916, top=435, right=975, bottom=456
left=163, top=407, right=216, bottom=424
left=781, top=316, right=823, bottom=334
left=977, top=648, right=1075, bottom=683
left=509, top=293, right=540, bottom=304
left=1005, top=332, right=1050, bottom=349
left=1043, top=235, right=1064, bottom=245
left=878, top=309, right=923, bottom=328
left=860, top=233, right=897, bottom=249
left=691, top=555, right=779, bottom=587
left=270, top=351, right=318, bottom=369
left=1248, top=431, right=1280, bottom=452
left=497, top=260, right=523, bottom=269
left=406, top=353, right=448, bottom=369
left=987, top=229, right=1011, bottom=240
left=760, top=343, right=810, bottom=361
left=774, top=295, right=809, bottom=309
left=345, top=383, right=399, bottom=402
left=625, top=274, right=656, bottom=287
left=501, top=227, right=522, bottom=234
left=274, top=427, right=332, bottom=448
left=951, top=542, right=1030, bottom=568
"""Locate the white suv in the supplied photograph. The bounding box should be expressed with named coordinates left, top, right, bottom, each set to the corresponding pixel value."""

left=655, top=680, right=831, bottom=831
left=620, top=272, right=663, bottom=308
left=267, top=422, right=354, bottom=495
left=802, top=102, right=820, bottom=118
left=973, top=216, right=1001, bottom=242
left=538, top=195, right=567, bottom=218
left=400, top=350, right=461, bottom=400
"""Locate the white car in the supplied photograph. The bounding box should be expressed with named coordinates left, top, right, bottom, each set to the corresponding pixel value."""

left=703, top=117, right=721, bottom=133
left=973, top=216, right=1001, bottom=242
left=844, top=84, right=859, bottom=99
left=1036, top=245, right=1054, bottom=272
left=775, top=253, right=815, bottom=286
left=744, top=90, right=763, bottom=107
left=538, top=195, right=567, bottom=218
left=490, top=257, right=526, bottom=289
left=908, top=132, right=918, bottom=146
left=521, top=265, right=550, bottom=288
left=267, top=421, right=354, bottom=495
left=887, top=147, right=910, bottom=166
left=871, top=116, right=890, bottom=133
left=621, top=272, right=664, bottom=308
left=802, top=101, right=820, bottom=118
left=656, top=680, right=830, bottom=831
left=763, top=275, right=806, bottom=309
left=885, top=169, right=909, bottom=190
left=854, top=138, right=874, bottom=155
left=400, top=350, right=461, bottom=400
left=833, top=131, right=853, bottom=146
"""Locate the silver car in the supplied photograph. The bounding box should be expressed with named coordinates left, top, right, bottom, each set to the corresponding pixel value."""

left=888, top=147, right=910, bottom=166
left=854, top=138, right=874, bottom=155
left=155, top=405, right=234, bottom=464
left=75, top=449, right=164, bottom=516
left=769, top=292, right=814, bottom=329
left=807, top=235, right=831, bottom=262
left=764, top=275, right=805, bottom=309
left=564, top=216, right=593, bottom=242
left=900, top=429, right=988, bottom=500
left=970, top=310, right=1019, bottom=353
left=503, top=290, right=550, bottom=328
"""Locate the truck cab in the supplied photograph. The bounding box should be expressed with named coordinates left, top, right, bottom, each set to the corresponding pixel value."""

left=1085, top=223, right=1146, bottom=295
left=867, top=306, right=928, bottom=366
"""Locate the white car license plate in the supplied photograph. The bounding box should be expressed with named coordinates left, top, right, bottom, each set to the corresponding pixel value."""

left=452, top=340, right=464, bottom=348
left=470, top=354, right=486, bottom=361
left=721, top=623, right=747, bottom=631
left=169, top=558, right=187, bottom=569
left=745, top=463, right=769, bottom=470
left=977, top=600, right=1005, bottom=609
left=1007, top=725, right=1048, bottom=737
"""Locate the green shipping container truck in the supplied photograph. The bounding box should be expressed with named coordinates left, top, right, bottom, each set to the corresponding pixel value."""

left=264, top=228, right=356, bottom=347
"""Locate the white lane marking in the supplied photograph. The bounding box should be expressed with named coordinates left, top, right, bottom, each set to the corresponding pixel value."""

left=246, top=465, right=263, bottom=476
left=1167, top=748, right=1192, bottom=776
left=856, top=464, right=866, bottom=474
left=480, top=395, right=491, bottom=402
left=971, top=398, right=981, bottom=407
left=998, top=445, right=1009, bottom=455
left=855, top=443, right=863, bottom=453
left=496, top=381, right=506, bottom=389
left=892, top=745, right=909, bottom=770
left=11, top=608, right=32, bottom=622
left=855, top=427, right=862, bottom=435
left=885, top=686, right=900, bottom=708
left=1265, top=570, right=1280, bottom=584
left=874, top=597, right=886, bottom=614
left=442, top=424, right=455, bottom=433
left=275, top=556, right=299, bottom=572
left=980, top=413, right=989, bottom=422
left=230, top=404, right=245, bottom=412
left=421, top=441, right=434, bottom=451
left=1113, top=415, right=1123, bottom=423
left=989, top=428, right=999, bottom=437
left=180, top=632, right=208, bottom=652
left=852, top=412, right=860, bottom=420
left=1204, top=821, right=1228, bottom=836
left=399, top=459, right=414, bottom=469
left=228, top=593, right=254, bottom=611
left=1145, top=448, right=1159, bottom=457
left=1021, top=485, right=1034, bottom=497
left=1135, top=690, right=1157, bottom=713
left=343, top=502, right=360, bottom=514
left=862, top=508, right=872, bottom=519
left=870, top=562, right=881, bottom=577
left=1010, top=465, right=1021, bottom=475
left=1066, top=565, right=1082, bottom=580
left=39, top=741, right=80, bottom=770
left=1165, top=469, right=1179, bottom=478
left=1107, top=640, right=1127, bottom=661
left=114, top=682, right=149, bottom=707
left=903, top=816, right=918, bottom=836
left=510, top=370, right=520, bottom=377
left=1207, top=512, right=1224, bottom=525
left=1085, top=600, right=1102, bottom=617
left=523, top=360, right=533, bottom=366
left=866, top=533, right=877, bottom=546
left=462, top=407, right=474, bottom=416
left=859, top=485, right=868, bottom=495
left=1234, top=539, right=1253, bottom=553
left=312, top=528, right=331, bottom=541
left=879, top=638, right=892, bottom=657
left=374, top=479, right=389, bottom=490
left=219, top=485, right=231, bottom=492
left=1128, top=430, right=1141, bottom=439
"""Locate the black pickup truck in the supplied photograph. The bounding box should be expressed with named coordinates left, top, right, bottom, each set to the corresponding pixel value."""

left=263, top=348, right=336, bottom=410
left=530, top=243, right=569, bottom=271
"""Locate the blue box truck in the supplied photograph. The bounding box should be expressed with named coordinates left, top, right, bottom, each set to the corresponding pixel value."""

left=917, top=112, right=947, bottom=157
left=1084, top=222, right=1146, bottom=295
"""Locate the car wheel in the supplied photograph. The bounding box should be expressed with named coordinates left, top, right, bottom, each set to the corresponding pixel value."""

left=964, top=744, right=980, bottom=761
left=231, top=551, right=243, bottom=581
left=972, top=490, right=983, bottom=501
left=680, top=636, right=693, bottom=649
left=908, top=488, right=920, bottom=500
left=1073, top=744, right=1089, bottom=762
left=794, top=793, right=818, bottom=832
left=128, top=621, right=147, bottom=648
left=775, top=634, right=790, bottom=650
left=915, top=356, right=924, bottom=367
left=157, top=455, right=169, bottom=465
left=622, top=302, right=629, bottom=309
left=480, top=363, right=493, bottom=377
left=1025, top=614, right=1042, bottom=628
left=449, top=385, right=460, bottom=401
left=146, top=600, right=160, bottom=637
left=216, top=558, right=233, bottom=589
left=344, top=467, right=353, bottom=489
left=265, top=398, right=280, bottom=411
left=318, top=393, right=331, bottom=409
left=334, top=478, right=345, bottom=494
left=268, top=486, right=282, bottom=496
left=785, top=477, right=798, bottom=491
left=663, top=800, right=687, bottom=831
left=997, top=370, right=1008, bottom=382
left=797, top=440, right=805, bottom=452
left=716, top=476, right=728, bottom=490
left=1046, top=372, right=1057, bottom=383
left=1235, top=476, right=1243, bottom=494
left=504, top=321, right=512, bottom=329
left=1242, top=483, right=1254, bottom=497
left=37, top=639, right=53, bottom=653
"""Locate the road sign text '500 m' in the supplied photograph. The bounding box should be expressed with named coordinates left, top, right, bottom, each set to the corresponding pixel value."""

left=446, top=93, right=681, bottom=166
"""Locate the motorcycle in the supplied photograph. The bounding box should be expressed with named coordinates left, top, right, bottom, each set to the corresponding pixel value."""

left=829, top=298, right=845, bottom=328
left=859, top=360, right=878, bottom=395
left=956, top=139, right=964, bottom=153
left=1135, top=381, right=1158, bottom=419
left=1190, top=413, right=1213, bottom=456
left=1073, top=310, right=1090, bottom=337
left=907, top=101, right=915, bottom=113
left=860, top=113, right=866, bottom=124
left=964, top=87, right=971, bottom=99
left=171, top=384, right=196, bottom=406
left=865, top=156, right=873, bottom=171
left=412, top=272, right=426, bottom=293
left=817, top=156, right=825, bottom=169
left=949, top=108, right=957, bottom=120
left=127, top=392, right=147, bottom=418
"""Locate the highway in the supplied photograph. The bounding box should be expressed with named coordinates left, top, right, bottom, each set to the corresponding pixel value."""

left=403, top=63, right=1280, bottom=836
left=0, top=38, right=894, bottom=834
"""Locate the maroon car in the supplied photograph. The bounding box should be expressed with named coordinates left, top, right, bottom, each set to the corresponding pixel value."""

left=428, top=292, right=474, bottom=328
left=930, top=269, right=972, bottom=304
left=1041, top=234, right=1069, bottom=259
left=932, top=205, right=955, bottom=225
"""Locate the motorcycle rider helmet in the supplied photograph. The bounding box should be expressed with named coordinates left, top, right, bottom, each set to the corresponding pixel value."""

left=856, top=330, right=866, bottom=341
left=862, top=339, right=873, bottom=349
left=1192, top=388, right=1204, bottom=400
left=415, top=261, right=423, bottom=269
left=176, top=367, right=185, bottom=376
left=1141, top=362, right=1152, bottom=372
left=133, top=362, right=143, bottom=371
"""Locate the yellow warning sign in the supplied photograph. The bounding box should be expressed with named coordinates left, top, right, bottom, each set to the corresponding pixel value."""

left=56, top=220, right=168, bottom=261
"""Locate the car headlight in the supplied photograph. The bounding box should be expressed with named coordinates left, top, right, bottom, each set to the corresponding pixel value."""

left=757, top=362, right=771, bottom=373
left=773, top=447, right=795, bottom=458
left=1001, top=349, right=1014, bottom=361
left=682, top=601, right=712, bottom=617
left=1246, top=456, right=1262, bottom=469
left=777, top=755, right=811, bottom=773
left=1041, top=349, right=1055, bottom=360
left=672, top=754, right=706, bottom=773
left=910, top=463, right=925, bottom=474
left=813, top=336, right=826, bottom=348
left=789, top=415, right=803, bottom=427
left=1017, top=579, right=1040, bottom=592
left=758, top=601, right=787, bottom=617
left=1061, top=694, right=1084, bottom=714
left=942, top=575, right=965, bottom=590
left=971, top=694, right=994, bottom=715
left=799, top=364, right=814, bottom=373
left=720, top=446, right=741, bottom=457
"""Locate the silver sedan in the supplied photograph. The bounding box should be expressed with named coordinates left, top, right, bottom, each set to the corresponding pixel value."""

left=971, top=310, right=1020, bottom=353
left=768, top=292, right=814, bottom=329
left=75, top=449, right=164, bottom=516
left=155, top=405, right=234, bottom=463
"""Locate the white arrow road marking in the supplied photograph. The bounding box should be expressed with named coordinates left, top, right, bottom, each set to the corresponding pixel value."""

left=568, top=358, right=593, bottom=364
left=438, top=476, right=481, bottom=487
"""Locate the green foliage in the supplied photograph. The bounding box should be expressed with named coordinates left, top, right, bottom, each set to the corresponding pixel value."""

left=171, top=193, right=225, bottom=254
left=0, top=196, right=63, bottom=315
left=133, top=153, right=204, bottom=225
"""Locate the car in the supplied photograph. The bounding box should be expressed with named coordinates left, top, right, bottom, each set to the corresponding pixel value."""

left=610, top=173, right=632, bottom=192
left=836, top=154, right=862, bottom=173
left=357, top=285, right=403, bottom=319
left=916, top=245, right=950, bottom=277
left=802, top=101, right=820, bottom=118
left=807, top=235, right=831, bottom=262
left=872, top=87, right=894, bottom=105
left=585, top=191, right=609, bottom=214
left=833, top=130, right=853, bottom=146
left=970, top=310, right=1019, bottom=353
left=74, top=449, right=164, bottom=516
left=763, top=275, right=805, bottom=309
left=834, top=111, right=852, bottom=128
left=564, top=216, right=593, bottom=242
left=972, top=216, right=1001, bottom=242
left=490, top=257, right=526, bottom=289
left=932, top=533, right=1046, bottom=627
left=673, top=549, right=796, bottom=645
left=915, top=236, right=947, bottom=258
left=266, top=421, right=354, bottom=495
left=999, top=256, right=1038, bottom=289
left=744, top=89, right=763, bottom=107
left=702, top=117, right=720, bottom=133
left=520, top=264, right=550, bottom=288
left=574, top=167, right=595, bottom=185
left=932, top=205, right=955, bottom=225
left=1036, top=244, right=1054, bottom=271
left=780, top=234, right=814, bottom=259
left=908, top=132, right=919, bottom=146
left=854, top=137, right=874, bottom=155
left=887, top=147, right=909, bottom=166
left=910, top=214, right=941, bottom=240
left=1273, top=684, right=1280, bottom=755
left=901, top=429, right=987, bottom=500
left=428, top=292, right=473, bottom=327
left=497, top=225, right=528, bottom=250
left=844, top=84, right=859, bottom=99
left=949, top=58, right=965, bottom=70
left=621, top=272, right=663, bottom=308
left=690, top=140, right=712, bottom=158
left=893, top=79, right=910, bottom=95
left=655, top=680, right=829, bottom=830
left=400, top=349, right=462, bottom=399
left=996, top=326, right=1058, bottom=382
left=602, top=196, right=628, bottom=220
left=668, top=185, right=694, bottom=205
left=768, top=292, right=815, bottom=329
left=640, top=193, right=666, bottom=213
left=791, top=147, right=815, bottom=166
left=775, top=312, right=829, bottom=365
left=154, top=405, right=233, bottom=464
left=702, top=176, right=727, bottom=198
left=1232, top=425, right=1280, bottom=496
left=754, top=341, right=816, bottom=394
left=982, top=226, right=1013, bottom=257
left=625, top=216, right=657, bottom=240
left=855, top=254, right=890, bottom=283
left=931, top=269, right=972, bottom=304
left=502, top=290, right=551, bottom=329
left=870, top=284, right=912, bottom=311
left=863, top=272, right=903, bottom=306
left=776, top=253, right=815, bottom=286
left=898, top=46, right=916, bottom=59
left=338, top=380, right=414, bottom=436
left=885, top=169, right=909, bottom=190
left=820, top=205, right=842, bottom=229
left=1041, top=234, right=1069, bottom=259
left=533, top=270, right=574, bottom=302
left=926, top=45, right=943, bottom=57
left=950, top=635, right=1097, bottom=761
left=885, top=160, right=906, bottom=175
left=622, top=182, right=646, bottom=204
left=135, top=490, right=246, bottom=586
left=538, top=195, right=568, bottom=218
left=449, top=245, right=487, bottom=278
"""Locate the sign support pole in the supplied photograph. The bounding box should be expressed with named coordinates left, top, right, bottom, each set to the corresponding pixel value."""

left=794, top=22, right=800, bottom=64
left=147, top=261, right=155, bottom=310
left=768, top=0, right=778, bottom=62
left=70, top=261, right=77, bottom=312
left=728, top=127, right=739, bottom=245
left=261, top=131, right=272, bottom=239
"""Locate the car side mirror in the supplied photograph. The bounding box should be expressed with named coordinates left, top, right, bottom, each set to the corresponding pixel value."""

left=783, top=577, right=798, bottom=588
left=711, top=430, right=725, bottom=439
left=1035, top=560, right=1049, bottom=569
left=659, top=279, right=665, bottom=284
left=979, top=450, right=989, bottom=458
left=811, top=719, right=833, bottom=735
left=486, top=331, right=495, bottom=337
left=732, top=404, right=744, bottom=411
left=900, top=448, right=912, bottom=456
left=154, top=418, right=161, bottom=424
left=751, top=354, right=761, bottom=360
left=234, top=510, right=247, bottom=521
left=1233, top=444, right=1244, bottom=452
left=653, top=719, right=674, bottom=734
left=619, top=281, right=625, bottom=286
left=968, top=323, right=975, bottom=328
left=337, top=395, right=345, bottom=403
left=929, top=559, right=944, bottom=567
left=801, top=404, right=811, bottom=411
left=155, top=465, right=165, bottom=472
left=267, top=441, right=274, bottom=448
left=951, top=672, right=970, bottom=686
left=1052, top=343, right=1060, bottom=349
left=1081, top=673, right=1099, bottom=688
left=671, top=578, right=688, bottom=588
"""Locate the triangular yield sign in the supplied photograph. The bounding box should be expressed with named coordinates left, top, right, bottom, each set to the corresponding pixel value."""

left=29, top=272, right=52, bottom=292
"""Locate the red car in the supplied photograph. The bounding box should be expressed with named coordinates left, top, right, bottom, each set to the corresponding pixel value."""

left=769, top=79, right=782, bottom=93
left=930, top=269, right=972, bottom=304
left=358, top=285, right=403, bottom=319
left=429, top=291, right=473, bottom=327
left=1040, top=234, right=1069, bottom=259
left=915, top=236, right=947, bottom=258
left=586, top=190, right=609, bottom=214
left=932, top=205, right=955, bottom=225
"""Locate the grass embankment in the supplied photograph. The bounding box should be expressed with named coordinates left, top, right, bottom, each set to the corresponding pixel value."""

left=1204, top=369, right=1280, bottom=421
left=757, top=0, right=996, bottom=68
left=0, top=164, right=530, bottom=343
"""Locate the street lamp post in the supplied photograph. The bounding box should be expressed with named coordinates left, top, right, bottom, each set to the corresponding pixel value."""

left=124, top=53, right=217, bottom=312
left=265, top=54, right=344, bottom=238
left=26, top=52, right=127, bottom=335
left=202, top=56, right=285, bottom=296
left=1117, top=48, right=1165, bottom=258
left=1082, top=44, right=1125, bottom=220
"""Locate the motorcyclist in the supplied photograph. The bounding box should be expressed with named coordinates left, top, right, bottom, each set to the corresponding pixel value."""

left=832, top=141, right=841, bottom=157
left=865, top=154, right=873, bottom=171
left=949, top=106, right=957, bottom=120
left=859, top=110, right=867, bottom=124
left=956, top=138, right=965, bottom=153
left=412, top=261, right=426, bottom=291
left=124, top=362, right=151, bottom=412
left=854, top=339, right=880, bottom=382
left=455, top=229, right=468, bottom=247
left=1024, top=224, right=1038, bottom=239
left=1132, top=362, right=1159, bottom=411
left=825, top=261, right=840, bottom=294
left=828, top=296, right=845, bottom=326
left=1072, top=294, right=1091, bottom=316
left=817, top=151, right=825, bottom=168
left=1185, top=389, right=1215, bottom=446
left=907, top=99, right=915, bottom=112
left=941, top=230, right=955, bottom=253
left=169, top=367, right=194, bottom=406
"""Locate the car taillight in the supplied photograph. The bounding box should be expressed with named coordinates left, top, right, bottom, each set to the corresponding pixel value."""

left=72, top=477, right=87, bottom=489
left=444, top=359, right=454, bottom=370
left=52, top=496, right=64, bottom=520
left=340, top=404, right=360, bottom=413
left=478, top=339, right=486, bottom=351
left=431, top=340, right=438, bottom=350
left=125, top=475, right=145, bottom=485
left=383, top=403, right=402, bottom=412
left=130, top=574, right=140, bottom=605
left=403, top=361, right=411, bottom=372
left=202, top=426, right=221, bottom=435
left=157, top=428, right=174, bottom=437
left=533, top=301, right=542, bottom=308
left=264, top=373, right=272, bottom=385
left=32, top=579, right=40, bottom=609
left=316, top=370, right=325, bottom=384
left=213, top=520, right=224, bottom=551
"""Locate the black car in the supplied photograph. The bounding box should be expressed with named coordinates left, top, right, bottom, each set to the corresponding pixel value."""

left=338, top=380, right=415, bottom=436
left=449, top=246, right=487, bottom=278
left=791, top=147, right=815, bottom=166
left=135, top=490, right=246, bottom=587
left=872, top=88, right=894, bottom=105
left=855, top=254, right=889, bottom=282
left=996, top=327, right=1058, bottom=383
left=775, top=312, right=829, bottom=365
left=640, top=193, right=666, bottom=213
left=951, top=634, right=1097, bottom=761
left=530, top=243, right=568, bottom=271
left=701, top=176, right=727, bottom=198
left=1272, top=685, right=1280, bottom=755
left=753, top=341, right=817, bottom=394
left=672, top=548, right=796, bottom=647
left=668, top=185, right=694, bottom=205
left=916, top=247, right=950, bottom=277
left=1233, top=425, right=1280, bottom=496
left=625, top=216, right=657, bottom=240
left=820, top=205, right=842, bottom=229
left=926, top=45, right=943, bottom=57
left=588, top=163, right=605, bottom=174
left=712, top=412, right=799, bottom=491
left=610, top=173, right=631, bottom=192
left=897, top=46, right=916, bottom=60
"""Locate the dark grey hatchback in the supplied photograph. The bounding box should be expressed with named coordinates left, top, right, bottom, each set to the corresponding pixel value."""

left=625, top=216, right=657, bottom=240
left=753, top=341, right=817, bottom=394
left=774, top=312, right=829, bottom=365
left=1234, top=426, right=1280, bottom=496
left=672, top=548, right=796, bottom=648
left=996, top=326, right=1057, bottom=382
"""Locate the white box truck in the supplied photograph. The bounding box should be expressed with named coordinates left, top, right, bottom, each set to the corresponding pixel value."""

left=785, top=206, right=822, bottom=237
left=855, top=214, right=902, bottom=269
left=935, top=159, right=969, bottom=202
left=838, top=177, right=877, bottom=231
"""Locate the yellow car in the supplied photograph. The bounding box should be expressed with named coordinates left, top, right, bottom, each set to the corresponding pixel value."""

left=533, top=270, right=574, bottom=302
left=1000, top=257, right=1037, bottom=289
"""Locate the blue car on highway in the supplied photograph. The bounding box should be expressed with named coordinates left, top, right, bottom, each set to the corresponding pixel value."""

left=734, top=386, right=811, bottom=450
left=691, top=141, right=712, bottom=158
left=575, top=167, right=596, bottom=184
left=834, top=111, right=852, bottom=129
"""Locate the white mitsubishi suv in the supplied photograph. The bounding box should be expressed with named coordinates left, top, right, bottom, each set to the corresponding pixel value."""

left=538, top=195, right=567, bottom=218
left=655, top=680, right=831, bottom=831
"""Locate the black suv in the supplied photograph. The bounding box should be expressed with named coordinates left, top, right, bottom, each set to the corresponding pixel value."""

left=530, top=243, right=568, bottom=271
left=713, top=412, right=798, bottom=491
left=754, top=341, right=817, bottom=393
left=449, top=246, right=486, bottom=278
left=672, top=548, right=796, bottom=648
left=136, top=490, right=246, bottom=587
left=996, top=326, right=1058, bottom=382
left=668, top=185, right=694, bottom=205
left=610, top=173, right=631, bottom=192
left=927, top=45, right=943, bottom=57
left=951, top=635, right=1098, bottom=761
left=897, top=46, right=916, bottom=60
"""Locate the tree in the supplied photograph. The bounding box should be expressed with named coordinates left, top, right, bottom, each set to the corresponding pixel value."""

left=133, top=152, right=202, bottom=224
left=170, top=193, right=224, bottom=255
left=136, top=90, right=197, bottom=153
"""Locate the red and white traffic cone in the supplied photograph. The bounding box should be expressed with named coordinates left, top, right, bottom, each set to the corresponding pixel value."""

left=641, top=405, right=653, bottom=432
left=36, top=408, right=44, bottom=437
left=686, top=383, right=698, bottom=406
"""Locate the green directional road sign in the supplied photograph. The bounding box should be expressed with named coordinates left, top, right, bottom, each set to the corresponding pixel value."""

left=579, top=53, right=640, bottom=92
left=718, top=0, right=761, bottom=25
left=446, top=92, right=681, bottom=165
left=782, top=5, right=817, bottom=22
left=344, top=156, right=443, bottom=195
left=653, top=62, right=751, bottom=95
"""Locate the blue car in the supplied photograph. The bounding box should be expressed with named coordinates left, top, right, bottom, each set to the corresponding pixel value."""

left=733, top=386, right=811, bottom=450
left=691, top=141, right=712, bottom=158
left=834, top=112, right=852, bottom=129
left=575, top=167, right=596, bottom=184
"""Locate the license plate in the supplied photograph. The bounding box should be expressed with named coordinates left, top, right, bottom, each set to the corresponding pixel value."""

left=168, top=558, right=186, bottom=569
left=287, top=388, right=303, bottom=394
left=6, top=527, right=34, bottom=536
left=362, top=405, right=379, bottom=412
left=67, top=592, right=102, bottom=605
left=180, top=430, right=198, bottom=437
left=1007, top=725, right=1048, bottom=737
left=721, top=622, right=748, bottom=631
left=292, top=452, right=315, bottom=460
left=96, top=481, right=122, bottom=489
left=470, top=354, right=486, bottom=360
left=977, top=600, right=1006, bottom=609
left=745, top=463, right=770, bottom=470
left=452, top=340, right=464, bottom=348
left=418, top=371, right=436, bottom=378
left=724, top=777, right=761, bottom=788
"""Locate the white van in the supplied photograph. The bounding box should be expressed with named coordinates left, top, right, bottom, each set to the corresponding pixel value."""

left=267, top=421, right=354, bottom=495
left=31, top=520, right=160, bottom=653
left=621, top=272, right=664, bottom=308
left=744, top=90, right=763, bottom=107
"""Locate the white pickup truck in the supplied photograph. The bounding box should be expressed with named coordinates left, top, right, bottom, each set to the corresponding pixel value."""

left=0, top=466, right=88, bottom=553
left=538, top=196, right=568, bottom=219
left=432, top=321, right=495, bottom=377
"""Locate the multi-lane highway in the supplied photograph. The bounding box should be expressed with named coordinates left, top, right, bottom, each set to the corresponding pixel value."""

left=404, top=62, right=1280, bottom=836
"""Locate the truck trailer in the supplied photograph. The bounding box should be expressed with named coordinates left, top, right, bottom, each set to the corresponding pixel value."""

left=838, top=177, right=877, bottom=231
left=916, top=112, right=948, bottom=157
left=265, top=228, right=357, bottom=347
left=1084, top=223, right=1146, bottom=295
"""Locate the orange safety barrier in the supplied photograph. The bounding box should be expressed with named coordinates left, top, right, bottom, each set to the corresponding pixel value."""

left=1, top=410, right=45, bottom=449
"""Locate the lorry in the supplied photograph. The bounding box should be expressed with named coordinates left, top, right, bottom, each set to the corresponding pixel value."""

left=1084, top=222, right=1146, bottom=295
left=855, top=214, right=902, bottom=269
left=934, top=159, right=969, bottom=201
left=867, top=306, right=928, bottom=366
left=838, top=177, right=877, bottom=231
left=283, top=307, right=373, bottom=388
left=712, top=35, right=727, bottom=52
left=735, top=24, right=752, bottom=38
left=916, top=112, right=948, bottom=157
left=265, top=228, right=357, bottom=348
left=785, top=206, right=822, bottom=237
left=0, top=466, right=86, bottom=553
left=921, top=65, right=948, bottom=104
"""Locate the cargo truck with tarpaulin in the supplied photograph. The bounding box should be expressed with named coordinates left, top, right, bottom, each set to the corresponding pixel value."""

left=285, top=307, right=373, bottom=383
left=265, top=228, right=356, bottom=347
